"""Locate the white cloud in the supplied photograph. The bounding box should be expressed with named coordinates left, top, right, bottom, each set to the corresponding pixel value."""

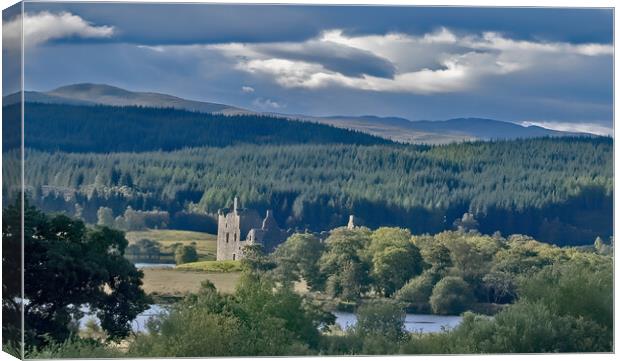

left=233, top=45, right=515, bottom=94
left=137, top=45, right=165, bottom=52
left=464, top=32, right=613, bottom=56
left=3, top=11, right=114, bottom=50
left=240, top=56, right=460, bottom=93
left=243, top=59, right=327, bottom=88
left=521, top=120, right=612, bottom=136
left=131, top=26, right=611, bottom=96
left=208, top=27, right=610, bottom=95
left=421, top=27, right=458, bottom=44
left=252, top=97, right=284, bottom=110
left=241, top=86, right=255, bottom=93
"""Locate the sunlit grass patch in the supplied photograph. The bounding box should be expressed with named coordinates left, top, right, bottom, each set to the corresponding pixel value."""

left=176, top=260, right=242, bottom=273
left=126, top=229, right=217, bottom=260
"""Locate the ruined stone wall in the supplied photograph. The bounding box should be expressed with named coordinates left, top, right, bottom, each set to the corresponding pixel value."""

left=217, top=208, right=262, bottom=260
left=217, top=203, right=290, bottom=260
left=216, top=211, right=243, bottom=260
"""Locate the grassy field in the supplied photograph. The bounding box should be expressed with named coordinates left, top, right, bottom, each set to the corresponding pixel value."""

left=130, top=231, right=307, bottom=297
left=176, top=260, right=242, bottom=273
left=141, top=266, right=308, bottom=297
left=126, top=229, right=217, bottom=260
left=141, top=268, right=241, bottom=296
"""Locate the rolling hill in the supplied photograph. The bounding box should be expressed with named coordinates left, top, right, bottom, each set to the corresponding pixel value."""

left=5, top=102, right=391, bottom=153
left=3, top=83, right=594, bottom=144
left=407, top=118, right=584, bottom=139
left=4, top=83, right=248, bottom=115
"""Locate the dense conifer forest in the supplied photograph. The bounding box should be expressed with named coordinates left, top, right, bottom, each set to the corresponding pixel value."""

left=3, top=102, right=611, bottom=247
left=2, top=103, right=390, bottom=153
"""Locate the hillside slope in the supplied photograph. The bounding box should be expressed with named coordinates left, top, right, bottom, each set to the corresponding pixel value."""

left=407, top=118, right=583, bottom=139
left=4, top=83, right=248, bottom=115
left=16, top=137, right=613, bottom=246
left=3, top=83, right=594, bottom=144
left=5, top=102, right=392, bottom=153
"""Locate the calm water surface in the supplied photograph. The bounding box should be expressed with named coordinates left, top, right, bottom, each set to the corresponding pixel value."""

left=80, top=304, right=168, bottom=333
left=332, top=311, right=462, bottom=333
left=133, top=263, right=176, bottom=269
left=82, top=305, right=462, bottom=334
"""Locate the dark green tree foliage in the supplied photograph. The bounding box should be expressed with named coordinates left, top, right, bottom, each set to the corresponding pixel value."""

left=116, top=207, right=169, bottom=231
left=130, top=281, right=271, bottom=357
left=371, top=246, right=422, bottom=296
left=234, top=273, right=325, bottom=349
left=419, top=241, right=452, bottom=274
left=130, top=274, right=330, bottom=356
left=367, top=228, right=423, bottom=296
left=15, top=216, right=614, bottom=356
left=125, top=238, right=162, bottom=263
left=16, top=136, right=612, bottom=245
left=240, top=244, right=277, bottom=273
left=438, top=232, right=502, bottom=300
left=483, top=236, right=564, bottom=303
left=394, top=270, right=437, bottom=313
left=20, top=103, right=390, bottom=152
left=517, top=253, right=613, bottom=334
left=474, top=302, right=609, bottom=352
left=25, top=338, right=123, bottom=359
left=2, top=197, right=23, bottom=354
left=403, top=306, right=610, bottom=354
left=174, top=245, right=198, bottom=265
left=318, top=227, right=372, bottom=301
left=429, top=276, right=476, bottom=315
left=402, top=255, right=613, bottom=353
left=2, top=104, right=21, bottom=152
left=391, top=231, right=583, bottom=311
left=354, top=299, right=407, bottom=354
left=170, top=211, right=218, bottom=233
left=2, top=201, right=150, bottom=349
left=271, top=233, right=325, bottom=289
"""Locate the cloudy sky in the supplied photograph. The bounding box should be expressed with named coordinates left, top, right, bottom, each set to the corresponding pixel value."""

left=3, top=4, right=614, bottom=134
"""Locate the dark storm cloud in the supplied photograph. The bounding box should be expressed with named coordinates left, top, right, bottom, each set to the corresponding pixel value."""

left=251, top=41, right=396, bottom=78
left=2, top=3, right=22, bottom=95
left=25, top=3, right=613, bottom=45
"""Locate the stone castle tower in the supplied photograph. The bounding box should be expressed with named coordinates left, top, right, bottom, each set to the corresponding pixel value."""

left=216, top=197, right=288, bottom=261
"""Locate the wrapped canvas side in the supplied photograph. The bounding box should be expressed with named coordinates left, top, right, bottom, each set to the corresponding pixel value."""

left=2, top=2, right=24, bottom=359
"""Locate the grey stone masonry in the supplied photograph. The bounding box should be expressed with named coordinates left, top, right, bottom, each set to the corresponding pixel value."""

left=216, top=197, right=288, bottom=260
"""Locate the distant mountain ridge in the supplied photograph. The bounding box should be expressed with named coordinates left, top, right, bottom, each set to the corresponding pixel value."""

left=406, top=118, right=585, bottom=139
left=5, top=83, right=248, bottom=115
left=3, top=83, right=594, bottom=144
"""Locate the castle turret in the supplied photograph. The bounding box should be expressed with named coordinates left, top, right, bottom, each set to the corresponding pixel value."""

left=262, top=210, right=278, bottom=229
left=347, top=215, right=356, bottom=230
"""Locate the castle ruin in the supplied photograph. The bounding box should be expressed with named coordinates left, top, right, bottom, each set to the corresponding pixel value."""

left=216, top=197, right=289, bottom=261
left=347, top=215, right=357, bottom=229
